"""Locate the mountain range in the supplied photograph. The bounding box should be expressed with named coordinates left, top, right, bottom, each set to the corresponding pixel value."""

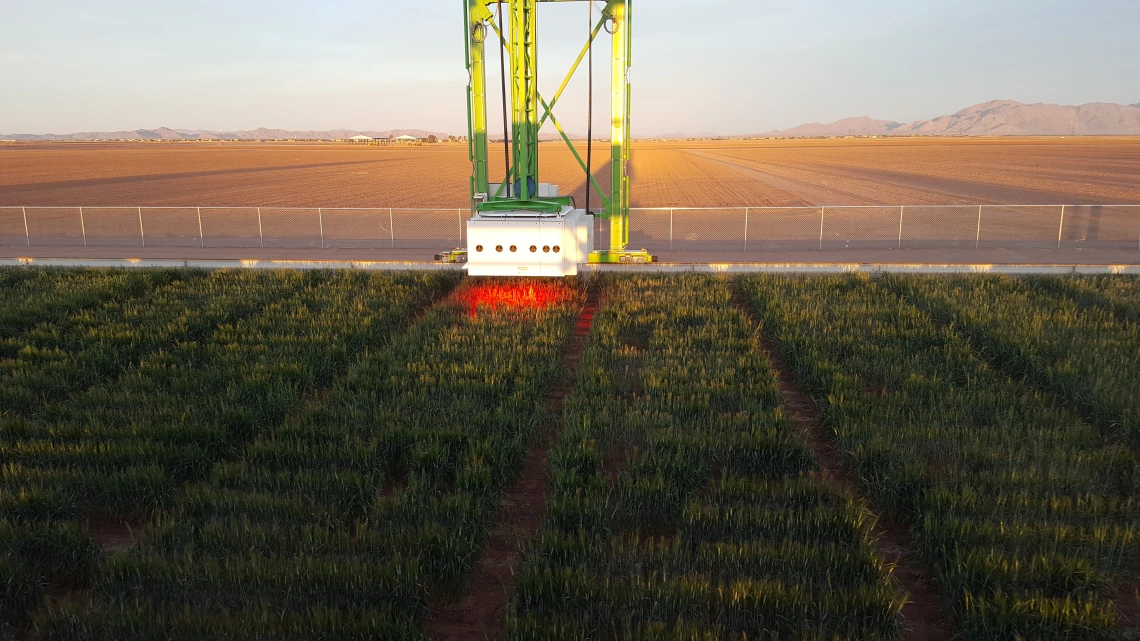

left=749, top=100, right=1140, bottom=138
left=4, top=100, right=1140, bottom=141
left=0, top=127, right=454, bottom=142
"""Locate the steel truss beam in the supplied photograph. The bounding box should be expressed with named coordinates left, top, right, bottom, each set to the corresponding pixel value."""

left=464, top=0, right=645, bottom=261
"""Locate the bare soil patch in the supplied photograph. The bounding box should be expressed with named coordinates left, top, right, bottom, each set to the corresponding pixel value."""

left=4, top=138, right=1139, bottom=209
left=635, top=137, right=1140, bottom=207
left=0, top=142, right=609, bottom=209
left=84, top=513, right=136, bottom=554
left=1109, top=584, right=1139, bottom=630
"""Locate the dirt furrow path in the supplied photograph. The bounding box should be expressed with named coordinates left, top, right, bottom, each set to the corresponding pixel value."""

left=427, top=283, right=599, bottom=641
left=732, top=289, right=955, bottom=641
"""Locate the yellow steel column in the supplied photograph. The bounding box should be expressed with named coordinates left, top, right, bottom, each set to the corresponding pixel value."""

left=509, top=0, right=539, bottom=200
left=609, top=0, right=628, bottom=251
left=467, top=0, right=492, bottom=205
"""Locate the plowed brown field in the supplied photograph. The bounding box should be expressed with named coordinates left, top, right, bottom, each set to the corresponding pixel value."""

left=2, top=137, right=1139, bottom=208
left=647, top=138, right=1140, bottom=206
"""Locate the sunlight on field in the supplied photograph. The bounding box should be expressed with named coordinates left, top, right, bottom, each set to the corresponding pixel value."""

left=3, top=138, right=1140, bottom=209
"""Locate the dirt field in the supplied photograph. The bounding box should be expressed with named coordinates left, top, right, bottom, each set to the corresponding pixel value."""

left=631, top=138, right=1140, bottom=206
left=0, top=142, right=601, bottom=209
left=2, top=137, right=1139, bottom=208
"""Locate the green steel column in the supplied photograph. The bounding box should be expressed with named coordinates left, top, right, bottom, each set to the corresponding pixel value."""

left=609, top=0, right=629, bottom=250
left=527, top=0, right=539, bottom=190
left=625, top=0, right=633, bottom=246
left=509, top=0, right=522, bottom=198
left=466, top=0, right=491, bottom=206
left=510, top=0, right=539, bottom=200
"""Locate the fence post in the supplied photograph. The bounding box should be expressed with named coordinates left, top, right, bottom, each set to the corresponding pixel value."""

left=22, top=206, right=29, bottom=246
left=744, top=207, right=749, bottom=251
left=818, top=206, right=825, bottom=251
left=975, top=205, right=983, bottom=249
left=669, top=209, right=674, bottom=251
left=389, top=208, right=395, bottom=249
left=318, top=208, right=325, bottom=249
left=897, top=206, right=904, bottom=249
left=1056, top=205, right=1066, bottom=249
left=458, top=209, right=464, bottom=247
left=79, top=207, right=87, bottom=247
left=257, top=207, right=264, bottom=249
left=138, top=206, right=145, bottom=247
left=197, top=207, right=204, bottom=248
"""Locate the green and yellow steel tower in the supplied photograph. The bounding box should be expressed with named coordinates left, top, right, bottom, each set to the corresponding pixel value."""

left=460, top=0, right=652, bottom=264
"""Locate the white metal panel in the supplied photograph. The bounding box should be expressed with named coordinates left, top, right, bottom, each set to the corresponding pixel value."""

left=464, top=207, right=592, bottom=277
left=487, top=183, right=559, bottom=199
left=539, top=219, right=565, bottom=276
left=562, top=210, right=593, bottom=267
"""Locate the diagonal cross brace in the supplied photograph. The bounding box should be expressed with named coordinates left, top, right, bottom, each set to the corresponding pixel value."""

left=485, top=14, right=611, bottom=210
left=540, top=95, right=611, bottom=212
left=537, top=11, right=609, bottom=129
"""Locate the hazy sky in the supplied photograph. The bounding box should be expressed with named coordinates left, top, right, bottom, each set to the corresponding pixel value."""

left=3, top=0, right=1138, bottom=135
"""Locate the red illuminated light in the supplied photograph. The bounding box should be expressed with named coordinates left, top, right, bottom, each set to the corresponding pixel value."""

left=457, top=281, right=573, bottom=317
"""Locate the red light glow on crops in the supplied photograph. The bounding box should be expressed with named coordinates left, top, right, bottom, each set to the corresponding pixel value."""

left=457, top=281, right=572, bottom=317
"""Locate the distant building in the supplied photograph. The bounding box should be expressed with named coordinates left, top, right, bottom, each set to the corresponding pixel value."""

left=349, top=134, right=395, bottom=146
left=390, top=135, right=427, bottom=146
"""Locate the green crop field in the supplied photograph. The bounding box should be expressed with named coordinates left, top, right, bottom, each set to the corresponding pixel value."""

left=1, top=268, right=1138, bottom=641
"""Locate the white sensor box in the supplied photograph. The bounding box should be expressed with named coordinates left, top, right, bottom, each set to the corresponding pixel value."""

left=465, top=207, right=593, bottom=277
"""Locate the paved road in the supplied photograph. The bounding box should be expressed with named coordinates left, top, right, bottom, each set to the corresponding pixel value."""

left=2, top=244, right=1137, bottom=266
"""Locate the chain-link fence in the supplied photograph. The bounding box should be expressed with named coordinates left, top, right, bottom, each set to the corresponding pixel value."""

left=1, top=205, right=1137, bottom=252
left=629, top=205, right=1140, bottom=252
left=0, top=207, right=469, bottom=250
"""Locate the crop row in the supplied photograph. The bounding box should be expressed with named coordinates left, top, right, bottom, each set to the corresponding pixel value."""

left=2, top=270, right=459, bottom=638
left=508, top=275, right=903, bottom=641
left=0, top=269, right=306, bottom=417
left=1028, top=275, right=1140, bottom=325
left=0, top=268, right=183, bottom=342
left=741, top=275, right=1138, bottom=640
left=884, top=274, right=1140, bottom=450
left=34, top=280, right=582, bottom=640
